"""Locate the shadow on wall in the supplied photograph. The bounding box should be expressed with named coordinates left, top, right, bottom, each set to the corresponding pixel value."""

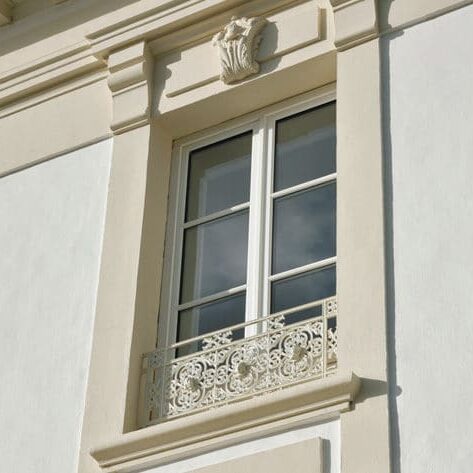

left=355, top=378, right=402, bottom=404
left=379, top=0, right=403, bottom=472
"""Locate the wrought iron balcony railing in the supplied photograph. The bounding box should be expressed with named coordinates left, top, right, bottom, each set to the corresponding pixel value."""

left=142, top=297, right=337, bottom=426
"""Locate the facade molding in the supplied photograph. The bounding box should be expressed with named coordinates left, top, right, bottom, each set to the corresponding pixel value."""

left=0, top=0, right=298, bottom=113
left=107, top=41, right=152, bottom=134
left=329, top=0, right=378, bottom=49
left=0, top=0, right=472, bottom=117
left=91, top=372, right=359, bottom=472
left=0, top=41, right=104, bottom=109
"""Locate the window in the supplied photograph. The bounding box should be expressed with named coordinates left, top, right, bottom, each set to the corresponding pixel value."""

left=158, top=94, right=336, bottom=357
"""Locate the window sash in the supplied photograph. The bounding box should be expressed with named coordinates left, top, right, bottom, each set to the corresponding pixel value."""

left=158, top=89, right=336, bottom=351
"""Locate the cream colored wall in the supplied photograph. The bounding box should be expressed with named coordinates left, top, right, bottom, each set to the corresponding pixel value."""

left=385, top=5, right=473, bottom=472
left=130, top=420, right=338, bottom=473
left=1, top=1, right=473, bottom=473
left=0, top=75, right=112, bottom=176
left=192, top=438, right=323, bottom=473
left=0, top=139, right=112, bottom=473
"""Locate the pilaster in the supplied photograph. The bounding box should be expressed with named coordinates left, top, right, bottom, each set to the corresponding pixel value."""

left=331, top=1, right=391, bottom=473
left=78, top=37, right=174, bottom=473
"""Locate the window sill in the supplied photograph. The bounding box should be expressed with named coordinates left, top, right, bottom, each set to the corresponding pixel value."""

left=91, top=371, right=359, bottom=472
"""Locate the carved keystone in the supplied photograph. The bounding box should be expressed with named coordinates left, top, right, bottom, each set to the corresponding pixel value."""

left=213, top=16, right=267, bottom=85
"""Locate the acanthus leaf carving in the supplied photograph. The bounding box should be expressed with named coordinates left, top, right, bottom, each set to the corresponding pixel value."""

left=213, top=16, right=267, bottom=85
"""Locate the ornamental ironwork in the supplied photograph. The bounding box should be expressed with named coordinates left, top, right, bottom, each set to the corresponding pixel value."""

left=143, top=297, right=337, bottom=425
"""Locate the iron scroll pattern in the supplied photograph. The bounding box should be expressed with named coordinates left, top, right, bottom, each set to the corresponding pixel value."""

left=143, top=297, right=337, bottom=424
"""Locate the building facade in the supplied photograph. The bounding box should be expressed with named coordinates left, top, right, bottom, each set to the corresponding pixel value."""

left=1, top=1, right=473, bottom=472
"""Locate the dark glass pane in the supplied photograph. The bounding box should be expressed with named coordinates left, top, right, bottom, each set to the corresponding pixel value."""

left=180, top=211, right=249, bottom=303
left=186, top=132, right=252, bottom=221
left=283, top=304, right=323, bottom=326
left=177, top=293, right=245, bottom=356
left=272, top=183, right=336, bottom=275
left=271, top=265, right=336, bottom=314
left=274, top=102, right=336, bottom=191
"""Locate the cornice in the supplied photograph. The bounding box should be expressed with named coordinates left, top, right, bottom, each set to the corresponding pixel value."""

left=0, top=0, right=304, bottom=111
left=2, top=0, right=472, bottom=111
left=0, top=0, right=271, bottom=112
left=87, top=0, right=248, bottom=58
left=0, top=41, right=104, bottom=109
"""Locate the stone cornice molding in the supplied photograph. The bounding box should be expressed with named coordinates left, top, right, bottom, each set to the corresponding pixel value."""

left=0, top=41, right=104, bottom=109
left=329, top=0, right=378, bottom=50
left=0, top=0, right=308, bottom=114
left=107, top=41, right=152, bottom=134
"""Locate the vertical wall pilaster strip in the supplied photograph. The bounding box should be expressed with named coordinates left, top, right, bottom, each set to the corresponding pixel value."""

left=331, top=1, right=392, bottom=472
left=78, top=40, right=173, bottom=473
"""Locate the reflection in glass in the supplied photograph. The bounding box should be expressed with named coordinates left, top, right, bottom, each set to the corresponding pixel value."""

left=283, top=304, right=322, bottom=326
left=271, top=265, right=336, bottom=314
left=177, top=293, right=245, bottom=356
left=274, top=102, right=336, bottom=191
left=272, top=183, right=336, bottom=275
left=180, top=211, right=249, bottom=303
left=186, top=132, right=252, bottom=221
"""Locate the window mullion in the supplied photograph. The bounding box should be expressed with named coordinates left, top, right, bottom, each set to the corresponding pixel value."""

left=262, top=116, right=276, bottom=320
left=245, top=119, right=267, bottom=336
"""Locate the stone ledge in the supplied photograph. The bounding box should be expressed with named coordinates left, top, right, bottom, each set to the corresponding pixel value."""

left=91, top=371, right=360, bottom=472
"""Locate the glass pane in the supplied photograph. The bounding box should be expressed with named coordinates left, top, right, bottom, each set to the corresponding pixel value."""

left=177, top=293, right=245, bottom=356
left=180, top=211, right=249, bottom=303
left=283, top=304, right=322, bottom=326
left=274, top=102, right=336, bottom=191
left=186, top=132, right=252, bottom=221
left=271, top=265, right=336, bottom=314
left=272, top=183, right=336, bottom=275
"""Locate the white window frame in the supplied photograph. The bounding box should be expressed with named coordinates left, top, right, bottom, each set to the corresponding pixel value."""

left=158, top=87, right=336, bottom=351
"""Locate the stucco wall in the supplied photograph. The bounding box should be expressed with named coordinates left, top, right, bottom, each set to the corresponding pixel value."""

left=0, top=139, right=112, bottom=473
left=385, top=5, right=473, bottom=472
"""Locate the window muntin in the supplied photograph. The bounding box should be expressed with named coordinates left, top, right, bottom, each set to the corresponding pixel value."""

left=160, top=96, right=336, bottom=353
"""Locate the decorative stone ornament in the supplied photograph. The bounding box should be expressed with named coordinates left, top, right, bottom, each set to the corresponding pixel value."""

left=213, top=16, right=267, bottom=84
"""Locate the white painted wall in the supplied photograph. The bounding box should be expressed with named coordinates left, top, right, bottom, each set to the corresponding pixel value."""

left=0, top=140, right=112, bottom=473
left=386, top=5, right=473, bottom=472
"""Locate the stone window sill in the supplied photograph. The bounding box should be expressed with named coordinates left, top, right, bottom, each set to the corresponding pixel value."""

left=91, top=371, right=359, bottom=472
